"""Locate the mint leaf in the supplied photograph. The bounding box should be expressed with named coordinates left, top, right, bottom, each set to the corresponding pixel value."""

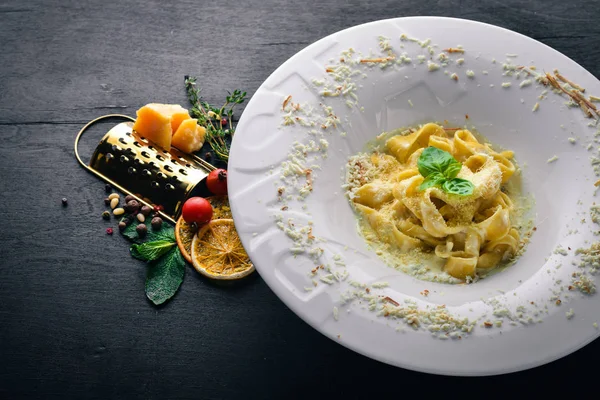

left=121, top=215, right=175, bottom=243
left=417, top=147, right=458, bottom=178
left=442, top=178, right=475, bottom=196
left=131, top=240, right=176, bottom=262
left=418, top=173, right=446, bottom=191
left=145, top=247, right=186, bottom=305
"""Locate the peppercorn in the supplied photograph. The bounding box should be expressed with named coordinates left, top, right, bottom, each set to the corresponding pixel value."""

left=136, top=223, right=147, bottom=237
left=125, top=200, right=140, bottom=214
left=104, top=197, right=110, bottom=206
left=105, top=184, right=112, bottom=193
left=151, top=217, right=163, bottom=230
left=140, top=205, right=151, bottom=216
left=204, top=152, right=212, bottom=161
left=125, top=195, right=135, bottom=203
left=102, top=211, right=110, bottom=220
left=118, top=221, right=127, bottom=232
left=106, top=228, right=113, bottom=235
left=61, top=198, right=68, bottom=206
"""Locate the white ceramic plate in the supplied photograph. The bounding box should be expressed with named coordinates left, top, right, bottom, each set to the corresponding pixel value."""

left=228, top=17, right=600, bottom=375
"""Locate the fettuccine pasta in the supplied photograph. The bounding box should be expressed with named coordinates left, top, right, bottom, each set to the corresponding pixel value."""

left=346, top=123, right=525, bottom=282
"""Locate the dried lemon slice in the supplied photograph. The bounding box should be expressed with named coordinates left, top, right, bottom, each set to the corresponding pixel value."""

left=175, top=217, right=196, bottom=264
left=191, top=219, right=254, bottom=280
left=205, top=195, right=232, bottom=219
left=175, top=195, right=232, bottom=264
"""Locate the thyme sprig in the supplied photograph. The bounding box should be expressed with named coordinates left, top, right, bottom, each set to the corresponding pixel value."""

left=184, top=76, right=247, bottom=161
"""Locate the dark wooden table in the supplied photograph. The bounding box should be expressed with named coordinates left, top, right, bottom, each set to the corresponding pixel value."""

left=2, top=1, right=599, bottom=398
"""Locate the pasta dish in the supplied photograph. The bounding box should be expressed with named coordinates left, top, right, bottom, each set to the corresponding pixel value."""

left=346, top=123, right=529, bottom=283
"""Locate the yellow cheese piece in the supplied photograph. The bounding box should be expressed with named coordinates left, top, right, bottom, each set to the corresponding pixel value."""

left=132, top=104, right=190, bottom=151
left=171, top=110, right=192, bottom=134
left=172, top=118, right=206, bottom=154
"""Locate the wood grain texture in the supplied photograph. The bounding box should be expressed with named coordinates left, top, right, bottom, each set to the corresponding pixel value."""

left=1, top=0, right=599, bottom=398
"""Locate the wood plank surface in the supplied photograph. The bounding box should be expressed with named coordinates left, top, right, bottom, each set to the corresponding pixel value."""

left=1, top=0, right=599, bottom=398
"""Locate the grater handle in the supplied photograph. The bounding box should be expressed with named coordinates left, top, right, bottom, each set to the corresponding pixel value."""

left=74, top=114, right=177, bottom=224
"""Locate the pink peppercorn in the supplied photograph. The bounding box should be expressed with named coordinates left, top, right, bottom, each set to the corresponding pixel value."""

left=106, top=228, right=114, bottom=235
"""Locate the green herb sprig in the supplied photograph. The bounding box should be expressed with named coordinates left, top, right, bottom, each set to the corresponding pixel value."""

left=184, top=76, right=247, bottom=161
left=417, top=147, right=474, bottom=196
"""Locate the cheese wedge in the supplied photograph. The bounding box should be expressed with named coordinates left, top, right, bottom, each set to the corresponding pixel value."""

left=132, top=104, right=190, bottom=151
left=172, top=118, right=206, bottom=154
left=171, top=110, right=192, bottom=134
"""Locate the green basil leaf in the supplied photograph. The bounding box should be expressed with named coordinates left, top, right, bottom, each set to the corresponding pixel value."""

left=417, top=147, right=458, bottom=178
left=145, top=247, right=186, bottom=306
left=418, top=173, right=447, bottom=191
left=444, top=161, right=462, bottom=179
left=442, top=178, right=475, bottom=196
left=131, top=240, right=176, bottom=262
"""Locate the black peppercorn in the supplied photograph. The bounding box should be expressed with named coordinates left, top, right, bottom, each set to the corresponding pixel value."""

left=105, top=184, right=112, bottom=193
left=104, top=197, right=111, bottom=206
left=136, top=223, right=147, bottom=237
left=124, top=200, right=140, bottom=214
left=102, top=211, right=110, bottom=220
left=140, top=205, right=151, bottom=216
left=151, top=217, right=163, bottom=230
left=61, top=198, right=68, bottom=206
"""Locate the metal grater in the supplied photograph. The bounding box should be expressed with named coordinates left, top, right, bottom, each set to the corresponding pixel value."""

left=75, top=114, right=215, bottom=224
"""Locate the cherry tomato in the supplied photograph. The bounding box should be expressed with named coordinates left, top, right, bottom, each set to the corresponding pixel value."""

left=206, top=168, right=228, bottom=195
left=182, top=197, right=213, bottom=225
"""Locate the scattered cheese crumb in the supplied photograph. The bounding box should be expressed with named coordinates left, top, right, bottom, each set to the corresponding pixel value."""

left=333, top=306, right=339, bottom=321
left=519, top=79, right=532, bottom=88
left=594, top=322, right=598, bottom=329
left=408, top=99, right=413, bottom=107
left=482, top=70, right=489, bottom=75
left=547, top=155, right=559, bottom=163
left=501, top=82, right=512, bottom=88
left=554, top=245, right=568, bottom=256
left=466, top=70, right=475, bottom=78
left=427, top=61, right=440, bottom=71
left=566, top=309, right=575, bottom=320
left=456, top=58, right=464, bottom=65
left=371, top=282, right=389, bottom=288
left=450, top=73, right=458, bottom=81
left=532, top=102, right=540, bottom=112
left=568, top=137, right=576, bottom=144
